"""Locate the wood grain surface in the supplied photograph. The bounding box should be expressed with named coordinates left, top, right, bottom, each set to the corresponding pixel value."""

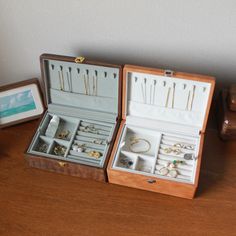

left=0, top=120, right=236, bottom=236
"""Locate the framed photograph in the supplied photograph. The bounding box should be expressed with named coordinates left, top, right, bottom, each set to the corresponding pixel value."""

left=0, top=78, right=44, bottom=128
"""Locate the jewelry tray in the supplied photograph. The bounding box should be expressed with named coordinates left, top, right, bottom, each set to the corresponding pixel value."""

left=107, top=65, right=215, bottom=198
left=113, top=125, right=199, bottom=183
left=26, top=54, right=122, bottom=182
left=28, top=112, right=115, bottom=167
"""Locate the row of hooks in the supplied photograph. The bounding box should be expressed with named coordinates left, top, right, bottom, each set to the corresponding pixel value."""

left=50, top=64, right=117, bottom=79
left=133, top=78, right=207, bottom=111
left=50, top=64, right=117, bottom=96
left=134, top=77, right=207, bottom=92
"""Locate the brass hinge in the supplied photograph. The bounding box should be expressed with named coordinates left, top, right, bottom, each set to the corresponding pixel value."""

left=75, top=56, right=85, bottom=63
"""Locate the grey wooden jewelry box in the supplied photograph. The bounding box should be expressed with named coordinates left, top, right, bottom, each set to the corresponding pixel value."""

left=26, top=54, right=122, bottom=182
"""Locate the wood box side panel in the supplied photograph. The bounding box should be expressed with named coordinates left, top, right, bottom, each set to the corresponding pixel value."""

left=26, top=155, right=107, bottom=182
left=108, top=168, right=195, bottom=199
left=107, top=121, right=200, bottom=199
left=193, top=133, right=205, bottom=188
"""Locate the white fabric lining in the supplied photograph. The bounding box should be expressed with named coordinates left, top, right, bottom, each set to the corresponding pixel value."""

left=126, top=116, right=200, bottom=136
left=126, top=72, right=212, bottom=131
left=112, top=124, right=200, bottom=184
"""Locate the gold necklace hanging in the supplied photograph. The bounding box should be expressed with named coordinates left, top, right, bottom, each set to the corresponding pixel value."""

left=152, top=80, right=157, bottom=105
left=190, top=85, right=196, bottom=111
left=149, top=85, right=153, bottom=104
left=83, top=74, right=88, bottom=95
left=58, top=66, right=65, bottom=91
left=186, top=90, right=191, bottom=110
left=87, top=73, right=90, bottom=95
left=66, top=67, right=72, bottom=92
left=95, top=74, right=98, bottom=96
left=165, top=87, right=171, bottom=107
left=172, top=82, right=176, bottom=108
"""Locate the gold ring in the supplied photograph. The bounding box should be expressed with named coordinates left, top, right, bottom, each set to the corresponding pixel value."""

left=88, top=151, right=102, bottom=159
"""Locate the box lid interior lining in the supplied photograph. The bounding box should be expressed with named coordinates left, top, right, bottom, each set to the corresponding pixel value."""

left=125, top=71, right=213, bottom=132
left=42, top=59, right=120, bottom=119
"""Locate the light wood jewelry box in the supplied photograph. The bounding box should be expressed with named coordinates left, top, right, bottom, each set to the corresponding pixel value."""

left=107, top=65, right=215, bottom=198
left=26, top=54, right=122, bottom=182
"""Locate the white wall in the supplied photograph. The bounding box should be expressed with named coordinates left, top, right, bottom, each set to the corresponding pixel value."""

left=0, top=0, right=235, bottom=92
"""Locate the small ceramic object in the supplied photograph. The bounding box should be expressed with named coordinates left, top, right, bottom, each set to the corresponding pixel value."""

left=45, top=115, right=60, bottom=137
left=184, top=153, right=195, bottom=160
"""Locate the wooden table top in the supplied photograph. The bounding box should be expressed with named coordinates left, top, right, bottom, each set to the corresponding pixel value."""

left=0, top=120, right=236, bottom=236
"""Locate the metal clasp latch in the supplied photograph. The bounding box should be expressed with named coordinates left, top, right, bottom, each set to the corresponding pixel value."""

left=164, top=70, right=174, bottom=77
left=58, top=161, right=67, bottom=167
left=147, top=179, right=156, bottom=184
left=75, top=56, right=85, bottom=63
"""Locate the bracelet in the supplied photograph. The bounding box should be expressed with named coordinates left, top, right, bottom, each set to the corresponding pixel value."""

left=128, top=137, right=151, bottom=154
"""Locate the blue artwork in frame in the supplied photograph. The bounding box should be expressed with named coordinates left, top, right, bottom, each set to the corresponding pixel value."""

left=0, top=90, right=36, bottom=118
left=0, top=79, right=44, bottom=128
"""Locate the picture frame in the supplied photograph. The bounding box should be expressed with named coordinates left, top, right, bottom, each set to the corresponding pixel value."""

left=0, top=78, right=45, bottom=128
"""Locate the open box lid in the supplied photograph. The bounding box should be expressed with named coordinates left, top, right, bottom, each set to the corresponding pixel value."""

left=123, top=65, right=215, bottom=134
left=40, top=54, right=122, bottom=122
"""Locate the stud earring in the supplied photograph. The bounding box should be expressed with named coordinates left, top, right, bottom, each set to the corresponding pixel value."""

left=37, top=143, right=48, bottom=153
left=53, top=144, right=67, bottom=156
left=72, top=143, right=85, bottom=153
left=57, top=130, right=70, bottom=140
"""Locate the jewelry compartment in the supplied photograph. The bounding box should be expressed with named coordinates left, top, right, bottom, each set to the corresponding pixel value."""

left=112, top=124, right=199, bottom=183
left=28, top=112, right=115, bottom=167
left=135, top=156, right=155, bottom=174
left=67, top=120, right=114, bottom=166
left=119, top=126, right=161, bottom=157
left=154, top=133, right=198, bottom=182
left=31, top=136, right=52, bottom=154
left=48, top=139, right=69, bottom=157
left=40, top=113, right=77, bottom=141
left=115, top=153, right=137, bottom=170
